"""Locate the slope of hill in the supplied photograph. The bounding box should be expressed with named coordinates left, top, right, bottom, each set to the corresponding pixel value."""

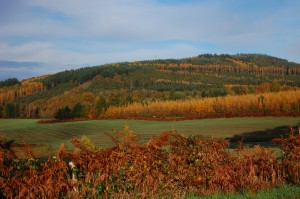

left=0, top=53, right=300, bottom=119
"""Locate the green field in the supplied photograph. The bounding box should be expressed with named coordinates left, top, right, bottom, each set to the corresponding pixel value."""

left=0, top=117, right=299, bottom=157
left=185, top=184, right=300, bottom=199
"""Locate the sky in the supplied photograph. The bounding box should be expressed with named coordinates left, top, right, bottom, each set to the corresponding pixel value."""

left=0, top=0, right=300, bottom=80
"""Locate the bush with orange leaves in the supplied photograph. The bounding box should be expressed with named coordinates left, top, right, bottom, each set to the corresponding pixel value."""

left=0, top=126, right=297, bottom=198
left=273, top=127, right=300, bottom=184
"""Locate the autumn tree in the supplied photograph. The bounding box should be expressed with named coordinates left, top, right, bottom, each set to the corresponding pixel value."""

left=270, top=81, right=281, bottom=92
left=0, top=104, right=3, bottom=118
left=96, top=96, right=108, bottom=116
left=14, top=103, right=20, bottom=118
left=232, top=86, right=249, bottom=95
left=0, top=78, right=20, bottom=88
left=55, top=106, right=72, bottom=120
left=125, top=95, right=133, bottom=105
left=72, top=103, right=84, bottom=118
left=4, top=103, right=15, bottom=118
left=109, top=94, right=121, bottom=107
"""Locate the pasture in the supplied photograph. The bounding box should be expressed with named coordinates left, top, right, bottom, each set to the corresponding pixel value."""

left=0, top=117, right=299, bottom=157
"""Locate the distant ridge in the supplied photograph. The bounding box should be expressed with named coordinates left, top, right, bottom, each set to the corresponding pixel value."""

left=1, top=54, right=300, bottom=81
left=0, top=60, right=50, bottom=81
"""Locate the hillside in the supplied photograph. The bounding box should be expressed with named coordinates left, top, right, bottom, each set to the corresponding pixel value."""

left=0, top=53, right=300, bottom=119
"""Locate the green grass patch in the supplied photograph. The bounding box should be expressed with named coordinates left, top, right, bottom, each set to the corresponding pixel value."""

left=0, top=117, right=299, bottom=157
left=184, top=184, right=300, bottom=199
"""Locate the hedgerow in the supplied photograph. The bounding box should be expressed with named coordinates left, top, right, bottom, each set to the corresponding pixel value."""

left=0, top=126, right=299, bottom=198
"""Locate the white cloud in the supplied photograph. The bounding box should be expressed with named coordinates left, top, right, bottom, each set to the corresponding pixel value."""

left=0, top=42, right=53, bottom=61
left=23, top=0, right=231, bottom=41
left=0, top=0, right=299, bottom=80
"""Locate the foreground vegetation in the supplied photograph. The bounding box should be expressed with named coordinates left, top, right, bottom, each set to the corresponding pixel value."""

left=0, top=126, right=299, bottom=198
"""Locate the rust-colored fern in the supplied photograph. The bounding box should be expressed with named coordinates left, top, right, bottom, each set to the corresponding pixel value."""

left=0, top=125, right=297, bottom=198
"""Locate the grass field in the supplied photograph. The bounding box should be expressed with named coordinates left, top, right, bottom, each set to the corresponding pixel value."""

left=0, top=117, right=299, bottom=157
left=184, top=184, right=300, bottom=199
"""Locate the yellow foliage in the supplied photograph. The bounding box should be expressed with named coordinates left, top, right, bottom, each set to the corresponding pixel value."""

left=104, top=90, right=300, bottom=119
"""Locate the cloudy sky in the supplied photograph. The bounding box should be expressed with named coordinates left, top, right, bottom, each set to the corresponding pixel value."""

left=0, top=0, right=300, bottom=80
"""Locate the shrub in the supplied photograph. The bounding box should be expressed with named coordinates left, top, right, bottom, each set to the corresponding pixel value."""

left=0, top=126, right=297, bottom=198
left=273, top=127, right=300, bottom=184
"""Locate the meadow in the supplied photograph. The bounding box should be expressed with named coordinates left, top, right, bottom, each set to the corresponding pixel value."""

left=0, top=117, right=299, bottom=157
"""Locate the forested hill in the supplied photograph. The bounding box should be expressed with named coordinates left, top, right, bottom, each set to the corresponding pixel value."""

left=1, top=53, right=300, bottom=119
left=36, top=53, right=300, bottom=89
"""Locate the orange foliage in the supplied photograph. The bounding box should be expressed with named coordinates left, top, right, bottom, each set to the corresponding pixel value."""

left=104, top=90, right=300, bottom=119
left=0, top=80, right=44, bottom=103
left=152, top=61, right=300, bottom=75
left=2, top=126, right=295, bottom=198
left=273, top=127, right=300, bottom=183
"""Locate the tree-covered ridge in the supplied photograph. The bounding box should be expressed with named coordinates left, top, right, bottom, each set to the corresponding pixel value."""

left=232, top=53, right=300, bottom=68
left=39, top=53, right=300, bottom=89
left=142, top=53, right=300, bottom=68
left=41, top=64, right=156, bottom=89
left=0, top=53, right=300, bottom=119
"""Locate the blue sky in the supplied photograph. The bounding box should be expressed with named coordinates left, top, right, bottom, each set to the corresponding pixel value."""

left=0, top=0, right=300, bottom=79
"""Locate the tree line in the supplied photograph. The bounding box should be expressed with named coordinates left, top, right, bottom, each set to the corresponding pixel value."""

left=104, top=90, right=300, bottom=119
left=0, top=78, right=20, bottom=88
left=0, top=54, right=299, bottom=119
